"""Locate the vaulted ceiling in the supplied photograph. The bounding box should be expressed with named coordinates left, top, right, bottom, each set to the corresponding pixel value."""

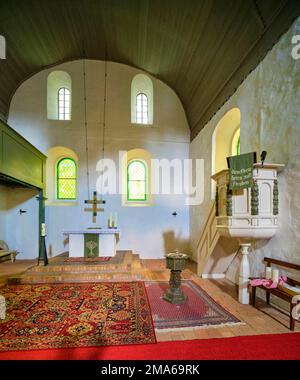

left=0, top=0, right=299, bottom=139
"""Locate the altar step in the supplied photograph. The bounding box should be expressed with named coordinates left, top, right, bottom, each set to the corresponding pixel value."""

left=8, top=251, right=145, bottom=284
left=9, top=272, right=143, bottom=284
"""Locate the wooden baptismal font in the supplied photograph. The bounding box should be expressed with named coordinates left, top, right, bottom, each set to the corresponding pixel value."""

left=163, top=251, right=188, bottom=304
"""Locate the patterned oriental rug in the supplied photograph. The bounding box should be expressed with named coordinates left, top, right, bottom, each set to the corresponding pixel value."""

left=63, top=257, right=111, bottom=263
left=146, top=280, right=241, bottom=330
left=0, top=282, right=156, bottom=351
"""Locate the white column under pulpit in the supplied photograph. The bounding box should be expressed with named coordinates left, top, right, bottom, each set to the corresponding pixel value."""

left=63, top=229, right=120, bottom=257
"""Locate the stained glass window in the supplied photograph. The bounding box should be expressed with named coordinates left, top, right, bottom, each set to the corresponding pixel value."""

left=127, top=160, right=147, bottom=201
left=58, top=87, right=71, bottom=120
left=236, top=137, right=240, bottom=155
left=57, top=158, right=77, bottom=200
left=136, top=93, right=148, bottom=124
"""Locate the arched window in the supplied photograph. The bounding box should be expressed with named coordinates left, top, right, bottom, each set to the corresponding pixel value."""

left=136, top=93, right=148, bottom=124
left=58, top=87, right=71, bottom=120
left=127, top=160, right=147, bottom=201
left=131, top=74, right=153, bottom=125
left=57, top=158, right=77, bottom=200
left=47, top=70, right=72, bottom=120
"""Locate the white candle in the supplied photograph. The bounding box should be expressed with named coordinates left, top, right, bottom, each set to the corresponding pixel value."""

left=114, top=212, right=118, bottom=228
left=41, top=223, right=46, bottom=237
left=272, top=269, right=279, bottom=283
left=109, top=213, right=113, bottom=228
left=265, top=267, right=272, bottom=279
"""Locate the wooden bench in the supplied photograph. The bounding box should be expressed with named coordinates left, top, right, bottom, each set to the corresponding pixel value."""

left=0, top=250, right=18, bottom=263
left=250, top=257, right=300, bottom=331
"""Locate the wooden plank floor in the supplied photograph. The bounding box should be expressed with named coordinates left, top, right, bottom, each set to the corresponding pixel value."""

left=0, top=258, right=299, bottom=342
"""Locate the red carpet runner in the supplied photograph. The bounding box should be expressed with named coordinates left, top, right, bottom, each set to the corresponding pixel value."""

left=0, top=333, right=299, bottom=360
left=146, top=280, right=240, bottom=329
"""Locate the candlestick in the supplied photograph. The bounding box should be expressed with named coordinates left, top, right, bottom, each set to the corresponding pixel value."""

left=41, top=223, right=46, bottom=237
left=272, top=269, right=279, bottom=283
left=265, top=267, right=272, bottom=279
left=109, top=213, right=113, bottom=228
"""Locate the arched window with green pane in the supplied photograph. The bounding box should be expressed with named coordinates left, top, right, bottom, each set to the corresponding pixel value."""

left=127, top=160, right=147, bottom=201
left=57, top=158, right=77, bottom=200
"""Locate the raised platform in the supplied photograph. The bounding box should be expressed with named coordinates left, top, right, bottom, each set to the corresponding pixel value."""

left=7, top=251, right=144, bottom=284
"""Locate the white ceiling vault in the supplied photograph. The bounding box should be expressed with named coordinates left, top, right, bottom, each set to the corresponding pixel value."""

left=0, top=0, right=299, bottom=140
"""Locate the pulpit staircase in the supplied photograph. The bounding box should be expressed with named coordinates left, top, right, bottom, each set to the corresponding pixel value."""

left=197, top=201, right=239, bottom=278
left=8, top=251, right=145, bottom=284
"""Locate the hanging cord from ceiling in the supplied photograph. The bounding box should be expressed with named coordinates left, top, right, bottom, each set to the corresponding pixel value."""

left=82, top=41, right=90, bottom=200
left=99, top=49, right=108, bottom=200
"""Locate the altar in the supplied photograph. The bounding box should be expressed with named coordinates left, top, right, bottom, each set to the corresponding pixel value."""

left=63, top=229, right=120, bottom=257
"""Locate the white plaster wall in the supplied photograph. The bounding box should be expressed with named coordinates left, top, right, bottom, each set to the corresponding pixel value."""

left=190, top=17, right=300, bottom=280
left=8, top=60, right=190, bottom=259
left=0, top=185, right=39, bottom=259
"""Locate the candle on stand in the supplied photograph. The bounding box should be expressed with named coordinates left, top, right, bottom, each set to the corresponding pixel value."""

left=265, top=267, right=272, bottom=279
left=114, top=212, right=118, bottom=228
left=41, top=223, right=46, bottom=237
left=109, top=213, right=113, bottom=228
left=272, top=269, right=279, bottom=283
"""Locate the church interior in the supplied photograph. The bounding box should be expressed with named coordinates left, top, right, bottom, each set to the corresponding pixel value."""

left=0, top=0, right=300, bottom=360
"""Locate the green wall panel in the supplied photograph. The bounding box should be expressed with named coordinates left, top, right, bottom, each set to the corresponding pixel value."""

left=0, top=120, right=46, bottom=190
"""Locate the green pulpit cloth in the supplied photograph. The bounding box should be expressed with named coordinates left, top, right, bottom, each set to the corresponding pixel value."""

left=229, top=152, right=254, bottom=190
left=84, top=234, right=99, bottom=257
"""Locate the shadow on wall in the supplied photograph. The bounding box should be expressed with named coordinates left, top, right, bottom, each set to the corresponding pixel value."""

left=3, top=186, right=38, bottom=210
left=163, top=230, right=190, bottom=256
left=203, top=236, right=240, bottom=279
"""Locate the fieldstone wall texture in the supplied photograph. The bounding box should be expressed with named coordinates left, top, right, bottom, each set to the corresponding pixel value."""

left=190, top=17, right=300, bottom=288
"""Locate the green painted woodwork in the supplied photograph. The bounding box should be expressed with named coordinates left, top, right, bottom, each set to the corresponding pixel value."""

left=0, top=120, right=47, bottom=265
left=236, top=137, right=240, bottom=155
left=273, top=179, right=279, bottom=215
left=226, top=185, right=233, bottom=216
left=84, top=234, right=99, bottom=257
left=0, top=120, right=46, bottom=191
left=251, top=180, right=259, bottom=215
left=215, top=185, right=219, bottom=217
left=37, top=191, right=48, bottom=266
